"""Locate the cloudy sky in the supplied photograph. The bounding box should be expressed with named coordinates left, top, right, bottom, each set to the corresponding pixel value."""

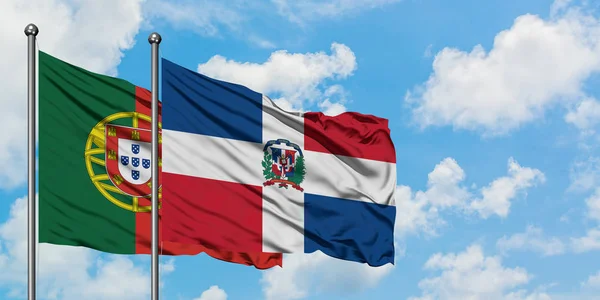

left=1, top=0, right=600, bottom=299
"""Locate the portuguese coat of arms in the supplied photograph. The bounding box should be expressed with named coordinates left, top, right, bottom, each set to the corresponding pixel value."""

left=105, top=124, right=161, bottom=197
left=262, top=139, right=306, bottom=191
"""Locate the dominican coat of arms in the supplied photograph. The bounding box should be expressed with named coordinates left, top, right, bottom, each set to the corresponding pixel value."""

left=262, top=139, right=306, bottom=192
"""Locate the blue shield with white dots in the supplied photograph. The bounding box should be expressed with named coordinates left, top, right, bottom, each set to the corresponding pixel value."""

left=121, top=156, right=129, bottom=166
left=132, top=157, right=140, bottom=167
left=132, top=144, right=140, bottom=154
left=142, top=159, right=150, bottom=169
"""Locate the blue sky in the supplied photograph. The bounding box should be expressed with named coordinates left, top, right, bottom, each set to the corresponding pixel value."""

left=1, top=0, right=600, bottom=299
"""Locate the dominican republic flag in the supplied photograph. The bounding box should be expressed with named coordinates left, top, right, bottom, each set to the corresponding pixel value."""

left=161, top=58, right=397, bottom=267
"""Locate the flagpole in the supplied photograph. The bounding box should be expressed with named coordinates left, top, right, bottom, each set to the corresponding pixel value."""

left=149, top=32, right=162, bottom=300
left=25, top=23, right=38, bottom=300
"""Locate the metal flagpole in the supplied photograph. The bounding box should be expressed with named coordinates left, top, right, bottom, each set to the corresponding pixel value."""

left=148, top=32, right=162, bottom=300
left=25, top=23, right=39, bottom=300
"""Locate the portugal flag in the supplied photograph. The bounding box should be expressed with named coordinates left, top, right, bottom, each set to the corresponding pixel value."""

left=38, top=51, right=282, bottom=269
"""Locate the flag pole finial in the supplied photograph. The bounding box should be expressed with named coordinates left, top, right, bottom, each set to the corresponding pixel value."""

left=148, top=32, right=162, bottom=44
left=24, top=23, right=39, bottom=36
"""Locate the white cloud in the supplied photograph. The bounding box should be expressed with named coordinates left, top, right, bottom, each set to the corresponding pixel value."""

left=569, top=156, right=600, bottom=192
left=409, top=244, right=541, bottom=300
left=494, top=186, right=600, bottom=255
left=565, top=97, right=600, bottom=131
left=0, top=0, right=144, bottom=188
left=395, top=158, right=469, bottom=237
left=60, top=257, right=150, bottom=300
left=318, top=99, right=347, bottom=116
left=570, top=188, right=600, bottom=253
left=394, top=185, right=443, bottom=237
left=504, top=290, right=553, bottom=300
left=247, top=35, right=277, bottom=49
left=396, top=157, right=544, bottom=237
left=469, top=158, right=546, bottom=218
left=160, top=258, right=176, bottom=274
left=260, top=251, right=393, bottom=300
left=581, top=270, right=600, bottom=289
left=0, top=196, right=163, bottom=299
left=496, top=225, right=566, bottom=256
left=194, top=285, right=228, bottom=300
left=406, top=4, right=600, bottom=136
left=550, top=0, right=573, bottom=17
left=272, top=0, right=401, bottom=25
left=560, top=213, right=571, bottom=223
left=316, top=85, right=348, bottom=116
left=423, top=157, right=471, bottom=208
left=144, top=0, right=244, bottom=37
left=197, top=43, right=356, bottom=112
left=585, top=188, right=600, bottom=222
left=424, top=44, right=434, bottom=58
left=571, top=228, right=600, bottom=253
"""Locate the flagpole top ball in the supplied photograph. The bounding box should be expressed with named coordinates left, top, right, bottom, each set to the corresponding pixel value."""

left=148, top=32, right=162, bottom=44
left=24, top=24, right=39, bottom=36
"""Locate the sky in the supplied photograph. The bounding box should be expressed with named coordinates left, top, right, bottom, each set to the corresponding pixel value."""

left=1, top=0, right=600, bottom=299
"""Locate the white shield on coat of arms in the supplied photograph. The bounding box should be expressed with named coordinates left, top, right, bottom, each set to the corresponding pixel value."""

left=105, top=124, right=161, bottom=197
left=118, top=139, right=152, bottom=184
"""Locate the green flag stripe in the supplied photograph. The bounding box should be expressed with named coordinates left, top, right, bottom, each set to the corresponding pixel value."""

left=38, top=51, right=138, bottom=254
